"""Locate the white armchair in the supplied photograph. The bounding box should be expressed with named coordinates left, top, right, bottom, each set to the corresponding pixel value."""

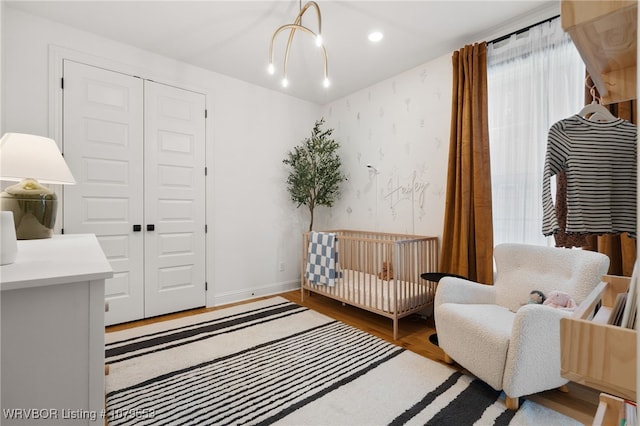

left=434, top=243, right=609, bottom=410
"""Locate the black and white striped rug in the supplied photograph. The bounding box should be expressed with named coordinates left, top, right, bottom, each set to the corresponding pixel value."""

left=105, top=297, right=580, bottom=426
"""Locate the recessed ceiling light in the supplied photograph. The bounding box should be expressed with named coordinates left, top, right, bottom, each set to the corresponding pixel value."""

left=368, top=31, right=384, bottom=43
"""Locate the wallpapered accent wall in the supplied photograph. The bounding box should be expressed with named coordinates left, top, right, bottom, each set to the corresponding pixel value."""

left=320, top=53, right=452, bottom=239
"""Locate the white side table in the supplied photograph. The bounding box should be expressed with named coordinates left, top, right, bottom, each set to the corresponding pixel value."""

left=1, top=234, right=113, bottom=425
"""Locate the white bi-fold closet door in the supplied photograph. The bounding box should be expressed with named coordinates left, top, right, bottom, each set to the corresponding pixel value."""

left=62, top=60, right=206, bottom=325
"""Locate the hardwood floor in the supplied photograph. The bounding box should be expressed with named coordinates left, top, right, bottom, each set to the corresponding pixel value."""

left=106, top=290, right=600, bottom=424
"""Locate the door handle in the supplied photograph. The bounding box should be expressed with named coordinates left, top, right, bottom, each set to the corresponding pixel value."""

left=133, top=224, right=142, bottom=232
left=147, top=224, right=155, bottom=231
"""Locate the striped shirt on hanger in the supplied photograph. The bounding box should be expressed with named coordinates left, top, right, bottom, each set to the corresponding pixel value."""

left=542, top=114, right=637, bottom=238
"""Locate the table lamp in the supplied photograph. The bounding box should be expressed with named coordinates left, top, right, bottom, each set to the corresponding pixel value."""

left=0, top=133, right=76, bottom=239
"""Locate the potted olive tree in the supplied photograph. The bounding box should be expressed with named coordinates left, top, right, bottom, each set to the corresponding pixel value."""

left=283, top=118, right=347, bottom=231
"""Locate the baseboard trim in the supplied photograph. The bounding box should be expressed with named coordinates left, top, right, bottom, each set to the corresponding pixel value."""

left=210, top=280, right=300, bottom=307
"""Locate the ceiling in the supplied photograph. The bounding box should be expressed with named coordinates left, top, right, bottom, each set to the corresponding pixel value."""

left=5, top=0, right=559, bottom=105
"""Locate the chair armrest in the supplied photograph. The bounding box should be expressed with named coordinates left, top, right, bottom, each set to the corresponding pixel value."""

left=502, top=304, right=572, bottom=397
left=434, top=277, right=496, bottom=307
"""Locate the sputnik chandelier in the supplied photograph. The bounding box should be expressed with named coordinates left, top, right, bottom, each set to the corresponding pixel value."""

left=268, top=0, right=329, bottom=89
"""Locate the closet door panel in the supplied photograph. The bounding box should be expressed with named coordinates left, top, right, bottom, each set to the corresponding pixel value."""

left=143, top=81, right=206, bottom=317
left=62, top=60, right=145, bottom=325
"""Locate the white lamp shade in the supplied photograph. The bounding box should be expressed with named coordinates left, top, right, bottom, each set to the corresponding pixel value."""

left=0, top=133, right=75, bottom=184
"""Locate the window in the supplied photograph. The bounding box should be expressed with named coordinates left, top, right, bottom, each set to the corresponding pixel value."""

left=487, top=17, right=585, bottom=246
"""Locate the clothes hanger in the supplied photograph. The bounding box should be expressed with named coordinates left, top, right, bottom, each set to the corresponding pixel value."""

left=579, top=101, right=618, bottom=122
left=588, top=111, right=615, bottom=123
left=579, top=77, right=618, bottom=122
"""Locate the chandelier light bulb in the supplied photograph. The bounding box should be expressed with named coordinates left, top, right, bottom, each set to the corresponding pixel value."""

left=323, top=77, right=330, bottom=88
left=315, top=34, right=323, bottom=47
left=368, top=31, right=384, bottom=43
left=281, top=77, right=289, bottom=88
left=267, top=63, right=275, bottom=75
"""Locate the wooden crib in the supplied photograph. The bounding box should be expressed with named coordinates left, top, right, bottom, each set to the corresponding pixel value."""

left=301, top=230, right=439, bottom=339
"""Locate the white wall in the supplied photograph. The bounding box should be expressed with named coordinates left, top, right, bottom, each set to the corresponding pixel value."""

left=0, top=0, right=3, bottom=135
left=1, top=7, right=321, bottom=306
left=319, top=55, right=452, bottom=240
left=2, top=6, right=454, bottom=310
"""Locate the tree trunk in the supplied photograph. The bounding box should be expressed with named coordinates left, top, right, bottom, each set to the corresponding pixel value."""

left=308, top=205, right=314, bottom=231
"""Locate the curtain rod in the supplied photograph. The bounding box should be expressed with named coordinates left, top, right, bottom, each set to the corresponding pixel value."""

left=488, top=14, right=561, bottom=45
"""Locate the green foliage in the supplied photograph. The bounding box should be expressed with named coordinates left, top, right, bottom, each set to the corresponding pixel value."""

left=283, top=118, right=347, bottom=231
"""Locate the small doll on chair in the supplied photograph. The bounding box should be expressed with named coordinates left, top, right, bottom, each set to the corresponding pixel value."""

left=528, top=290, right=546, bottom=304
left=526, top=289, right=576, bottom=311
left=542, top=290, right=577, bottom=311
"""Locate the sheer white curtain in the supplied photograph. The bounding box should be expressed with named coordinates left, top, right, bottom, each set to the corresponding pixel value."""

left=487, top=17, right=585, bottom=246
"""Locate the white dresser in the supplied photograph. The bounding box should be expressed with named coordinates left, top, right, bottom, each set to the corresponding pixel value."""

left=1, top=234, right=113, bottom=425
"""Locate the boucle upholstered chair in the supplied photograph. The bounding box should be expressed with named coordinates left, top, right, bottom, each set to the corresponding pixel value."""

left=434, top=243, right=609, bottom=410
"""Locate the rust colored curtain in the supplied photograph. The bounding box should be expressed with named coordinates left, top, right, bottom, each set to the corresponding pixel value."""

left=583, top=83, right=637, bottom=276
left=439, top=43, right=494, bottom=284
